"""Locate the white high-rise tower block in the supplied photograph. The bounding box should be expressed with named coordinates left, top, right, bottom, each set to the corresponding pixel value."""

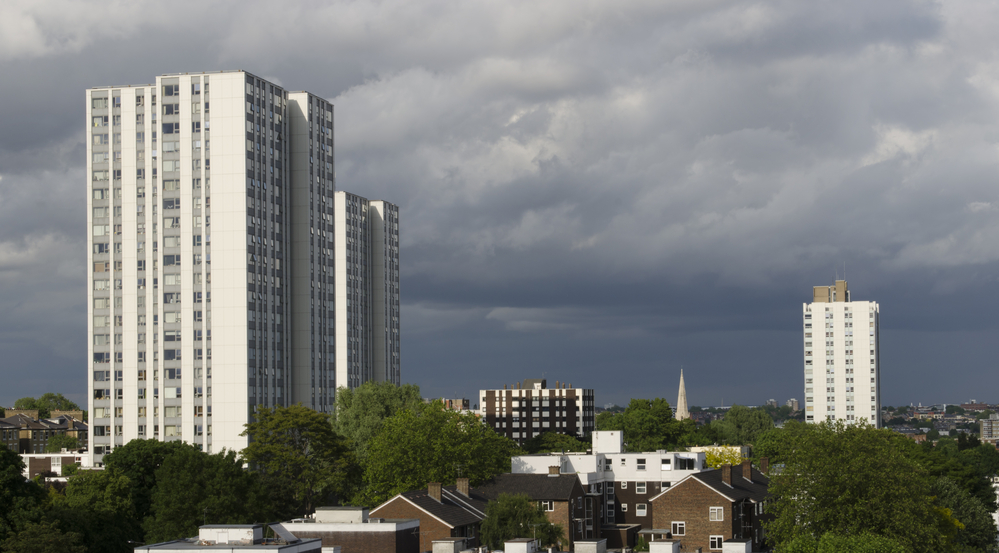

left=803, top=280, right=880, bottom=427
left=86, top=71, right=400, bottom=464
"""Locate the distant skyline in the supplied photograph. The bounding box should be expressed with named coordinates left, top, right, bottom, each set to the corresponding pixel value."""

left=1, top=0, right=999, bottom=410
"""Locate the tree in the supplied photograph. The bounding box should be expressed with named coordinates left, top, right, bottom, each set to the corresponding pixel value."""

left=100, top=439, right=192, bottom=525
left=52, top=469, right=142, bottom=553
left=783, top=532, right=908, bottom=553
left=0, top=520, right=85, bottom=553
left=946, top=405, right=966, bottom=415
left=764, top=420, right=949, bottom=552
left=595, top=398, right=685, bottom=452
left=479, top=493, right=564, bottom=549
left=13, top=394, right=80, bottom=419
left=241, top=404, right=360, bottom=515
left=522, top=432, right=588, bottom=454
left=702, top=447, right=746, bottom=469
left=44, top=435, right=79, bottom=454
left=931, top=477, right=999, bottom=552
left=331, top=381, right=423, bottom=460
left=0, top=448, right=46, bottom=543
left=144, top=448, right=271, bottom=543
left=722, top=405, right=774, bottom=444
left=360, top=401, right=519, bottom=506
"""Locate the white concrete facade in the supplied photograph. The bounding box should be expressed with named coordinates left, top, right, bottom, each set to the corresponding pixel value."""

left=87, top=71, right=399, bottom=464
left=803, top=280, right=880, bottom=427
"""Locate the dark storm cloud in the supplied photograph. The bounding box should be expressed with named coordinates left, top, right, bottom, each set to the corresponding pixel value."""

left=1, top=0, right=998, bottom=409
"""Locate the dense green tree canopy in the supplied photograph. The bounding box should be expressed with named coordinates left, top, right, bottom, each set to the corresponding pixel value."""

left=241, top=404, right=360, bottom=515
left=764, top=421, right=956, bottom=552
left=101, top=439, right=192, bottom=524
left=0, top=520, right=86, bottom=553
left=0, top=448, right=46, bottom=543
left=521, top=432, right=589, bottom=454
left=331, top=382, right=422, bottom=460
left=143, top=448, right=271, bottom=543
left=479, top=493, right=564, bottom=549
left=44, top=435, right=79, bottom=454
left=12, top=394, right=81, bottom=419
left=931, top=477, right=999, bottom=552
left=360, top=401, right=519, bottom=506
left=595, top=398, right=685, bottom=452
left=52, top=469, right=141, bottom=553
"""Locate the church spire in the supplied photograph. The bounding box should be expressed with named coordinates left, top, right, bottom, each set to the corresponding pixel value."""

left=675, top=368, right=690, bottom=420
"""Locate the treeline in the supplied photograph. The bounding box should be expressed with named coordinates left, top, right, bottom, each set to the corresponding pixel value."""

left=595, top=399, right=777, bottom=450
left=0, top=383, right=519, bottom=552
left=757, top=420, right=999, bottom=553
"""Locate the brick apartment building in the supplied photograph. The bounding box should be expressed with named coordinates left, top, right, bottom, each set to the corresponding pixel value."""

left=370, top=480, right=485, bottom=552
left=475, top=471, right=592, bottom=550
left=650, top=460, right=771, bottom=552
left=479, top=379, right=594, bottom=445
left=0, top=412, right=88, bottom=454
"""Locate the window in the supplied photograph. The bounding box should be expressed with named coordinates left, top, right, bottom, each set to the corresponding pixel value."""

left=710, top=536, right=723, bottom=550
left=620, top=503, right=627, bottom=512
left=539, top=500, right=554, bottom=512
left=620, top=481, right=627, bottom=489
left=709, top=507, right=724, bottom=521
left=636, top=504, right=647, bottom=517
left=636, top=482, right=646, bottom=494
left=637, top=458, right=646, bottom=470
left=671, top=522, right=685, bottom=536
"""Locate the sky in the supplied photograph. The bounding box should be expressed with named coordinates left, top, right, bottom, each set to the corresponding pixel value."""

left=1, top=0, right=998, bottom=411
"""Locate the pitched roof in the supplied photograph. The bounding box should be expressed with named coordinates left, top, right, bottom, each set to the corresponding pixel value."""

left=373, top=485, right=488, bottom=529
left=652, top=464, right=769, bottom=503
left=474, top=473, right=580, bottom=502
left=692, top=464, right=769, bottom=503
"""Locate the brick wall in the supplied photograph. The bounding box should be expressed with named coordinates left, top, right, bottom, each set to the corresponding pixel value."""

left=288, top=529, right=419, bottom=553
left=651, top=477, right=734, bottom=552
left=371, top=498, right=470, bottom=552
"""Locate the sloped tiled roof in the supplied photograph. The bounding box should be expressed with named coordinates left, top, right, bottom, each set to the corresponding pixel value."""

left=652, top=463, right=769, bottom=503
left=475, top=473, right=580, bottom=502
left=691, top=464, right=769, bottom=503
left=373, top=485, right=488, bottom=529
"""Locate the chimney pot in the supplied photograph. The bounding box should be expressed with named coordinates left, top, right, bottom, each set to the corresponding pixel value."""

left=742, top=459, right=753, bottom=483
left=548, top=465, right=560, bottom=477
left=760, top=457, right=769, bottom=475
left=721, top=464, right=732, bottom=486
left=456, top=477, right=469, bottom=497
left=428, top=482, right=442, bottom=502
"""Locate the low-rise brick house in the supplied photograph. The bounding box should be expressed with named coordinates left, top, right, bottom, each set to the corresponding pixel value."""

left=370, top=480, right=485, bottom=552
left=649, top=460, right=770, bottom=552
left=0, top=413, right=88, bottom=454
left=474, top=470, right=592, bottom=550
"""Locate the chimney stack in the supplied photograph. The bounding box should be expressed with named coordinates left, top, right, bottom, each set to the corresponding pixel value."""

left=721, top=464, right=732, bottom=486
left=760, top=457, right=769, bottom=475
left=428, top=482, right=442, bottom=502
left=742, top=459, right=753, bottom=483
left=548, top=466, right=560, bottom=477
left=456, top=478, right=469, bottom=497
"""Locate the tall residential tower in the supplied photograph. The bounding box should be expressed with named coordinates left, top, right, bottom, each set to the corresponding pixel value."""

left=86, top=71, right=400, bottom=463
left=803, top=280, right=880, bottom=426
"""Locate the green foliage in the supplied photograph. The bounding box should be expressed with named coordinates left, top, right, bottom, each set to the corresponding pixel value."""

left=143, top=448, right=271, bottom=543
left=595, top=398, right=685, bottom=452
left=977, top=410, right=996, bottom=420
left=331, top=382, right=422, bottom=460
left=946, top=405, right=966, bottom=415
left=931, top=477, right=999, bottom=552
left=723, top=405, right=775, bottom=444
left=0, top=520, right=85, bottom=553
left=241, top=403, right=360, bottom=515
left=360, top=401, right=519, bottom=507
left=44, top=435, right=78, bottom=454
left=0, top=447, right=46, bottom=544
left=783, top=532, right=908, bottom=553
left=702, top=447, right=746, bottom=469
left=764, top=420, right=948, bottom=552
left=53, top=469, right=141, bottom=553
left=521, top=432, right=589, bottom=454
left=634, top=535, right=650, bottom=552
left=101, top=439, right=192, bottom=524
left=479, top=493, right=564, bottom=549
left=12, top=394, right=80, bottom=419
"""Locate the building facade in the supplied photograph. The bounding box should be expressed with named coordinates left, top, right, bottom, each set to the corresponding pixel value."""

left=479, top=379, right=594, bottom=444
left=803, top=280, right=880, bottom=426
left=86, top=71, right=399, bottom=463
